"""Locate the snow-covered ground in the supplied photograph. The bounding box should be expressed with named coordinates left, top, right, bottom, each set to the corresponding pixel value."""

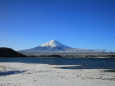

left=0, top=63, right=115, bottom=86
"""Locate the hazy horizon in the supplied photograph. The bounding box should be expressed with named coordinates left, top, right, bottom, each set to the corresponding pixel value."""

left=0, top=0, right=115, bottom=51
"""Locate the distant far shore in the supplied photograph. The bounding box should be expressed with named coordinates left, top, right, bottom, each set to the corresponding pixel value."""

left=27, top=54, right=115, bottom=58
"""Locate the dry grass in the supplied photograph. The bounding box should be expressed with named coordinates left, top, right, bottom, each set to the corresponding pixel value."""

left=0, top=66, right=6, bottom=71
left=0, top=65, right=6, bottom=68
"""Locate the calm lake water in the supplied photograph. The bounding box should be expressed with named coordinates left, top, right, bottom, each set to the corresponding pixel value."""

left=0, top=57, right=115, bottom=69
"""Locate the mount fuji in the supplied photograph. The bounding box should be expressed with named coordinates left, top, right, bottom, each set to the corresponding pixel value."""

left=19, top=40, right=105, bottom=55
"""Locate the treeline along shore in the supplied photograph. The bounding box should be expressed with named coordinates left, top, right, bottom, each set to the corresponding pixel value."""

left=0, top=47, right=115, bottom=58
left=28, top=53, right=115, bottom=58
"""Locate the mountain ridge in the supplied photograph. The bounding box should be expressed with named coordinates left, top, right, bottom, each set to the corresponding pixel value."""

left=19, top=40, right=106, bottom=55
left=0, top=47, right=26, bottom=57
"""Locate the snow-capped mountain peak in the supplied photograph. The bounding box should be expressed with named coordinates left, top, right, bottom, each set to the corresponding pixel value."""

left=19, top=40, right=107, bottom=55
left=40, top=40, right=66, bottom=47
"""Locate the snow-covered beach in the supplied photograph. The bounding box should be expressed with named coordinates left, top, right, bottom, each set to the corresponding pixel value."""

left=0, top=62, right=115, bottom=86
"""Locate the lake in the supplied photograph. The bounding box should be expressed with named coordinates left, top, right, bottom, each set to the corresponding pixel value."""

left=0, top=57, right=115, bottom=69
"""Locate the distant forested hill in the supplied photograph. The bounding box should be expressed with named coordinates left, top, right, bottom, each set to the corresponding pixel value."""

left=0, top=47, right=26, bottom=57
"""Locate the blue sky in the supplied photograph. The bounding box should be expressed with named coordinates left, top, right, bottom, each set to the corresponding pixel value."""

left=0, top=0, right=115, bottom=51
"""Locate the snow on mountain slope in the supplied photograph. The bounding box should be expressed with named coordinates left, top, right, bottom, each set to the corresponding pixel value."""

left=19, top=40, right=105, bottom=55
left=40, top=40, right=66, bottom=47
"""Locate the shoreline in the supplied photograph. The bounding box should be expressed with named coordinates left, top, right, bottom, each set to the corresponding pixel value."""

left=27, top=54, right=115, bottom=58
left=0, top=62, right=115, bottom=86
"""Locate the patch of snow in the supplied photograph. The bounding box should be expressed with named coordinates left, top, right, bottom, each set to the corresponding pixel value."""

left=40, top=40, right=66, bottom=47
